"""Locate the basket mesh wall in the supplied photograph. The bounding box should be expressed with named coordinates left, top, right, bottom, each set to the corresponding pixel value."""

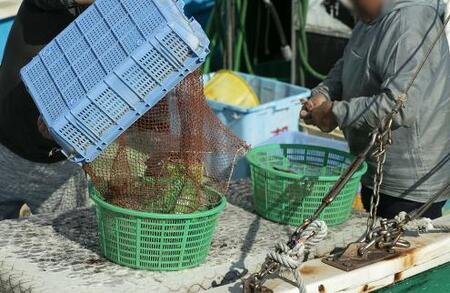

left=85, top=70, right=247, bottom=213
left=247, top=144, right=367, bottom=226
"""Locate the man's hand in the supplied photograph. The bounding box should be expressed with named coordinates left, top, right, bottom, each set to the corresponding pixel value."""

left=75, top=0, right=95, bottom=5
left=306, top=101, right=338, bottom=133
left=37, top=116, right=53, bottom=140
left=300, top=93, right=328, bottom=124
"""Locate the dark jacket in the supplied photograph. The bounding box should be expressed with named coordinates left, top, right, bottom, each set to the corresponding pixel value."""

left=0, top=0, right=82, bottom=163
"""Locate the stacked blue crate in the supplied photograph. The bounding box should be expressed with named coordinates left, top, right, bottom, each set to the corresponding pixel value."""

left=21, top=0, right=209, bottom=164
left=205, top=72, right=310, bottom=147
left=204, top=72, right=311, bottom=178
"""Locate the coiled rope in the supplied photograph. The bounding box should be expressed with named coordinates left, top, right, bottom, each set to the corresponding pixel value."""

left=266, top=220, right=328, bottom=293
left=395, top=212, right=450, bottom=233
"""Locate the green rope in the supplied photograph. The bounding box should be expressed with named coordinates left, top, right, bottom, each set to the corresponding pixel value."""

left=233, top=0, right=243, bottom=71
left=204, top=0, right=254, bottom=74
left=235, top=0, right=254, bottom=73
left=203, top=0, right=218, bottom=73
left=243, top=35, right=255, bottom=74
left=298, top=0, right=326, bottom=80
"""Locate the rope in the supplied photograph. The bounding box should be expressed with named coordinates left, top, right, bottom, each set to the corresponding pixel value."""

left=395, top=211, right=450, bottom=233
left=268, top=242, right=307, bottom=293
left=266, top=220, right=328, bottom=293
left=303, top=219, right=328, bottom=250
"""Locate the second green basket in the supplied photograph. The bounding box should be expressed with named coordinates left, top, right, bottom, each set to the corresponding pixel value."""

left=246, top=144, right=367, bottom=226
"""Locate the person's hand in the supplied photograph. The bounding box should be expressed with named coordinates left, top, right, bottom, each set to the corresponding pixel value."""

left=300, top=93, right=328, bottom=124
left=37, top=116, right=53, bottom=140
left=75, top=0, right=95, bottom=5
left=307, top=101, right=338, bottom=133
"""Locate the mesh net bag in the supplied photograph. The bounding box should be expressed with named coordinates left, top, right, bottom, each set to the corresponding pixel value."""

left=84, top=70, right=248, bottom=213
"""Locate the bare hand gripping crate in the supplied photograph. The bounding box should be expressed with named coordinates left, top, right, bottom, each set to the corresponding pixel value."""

left=20, top=0, right=209, bottom=164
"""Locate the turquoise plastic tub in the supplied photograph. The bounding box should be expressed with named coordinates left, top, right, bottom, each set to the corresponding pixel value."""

left=0, top=17, right=14, bottom=63
left=444, top=201, right=450, bottom=215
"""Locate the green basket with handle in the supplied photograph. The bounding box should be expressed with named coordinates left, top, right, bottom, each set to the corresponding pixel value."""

left=246, top=144, right=367, bottom=226
left=89, top=185, right=226, bottom=271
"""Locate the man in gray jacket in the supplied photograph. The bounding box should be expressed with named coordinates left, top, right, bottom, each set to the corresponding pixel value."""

left=301, top=0, right=450, bottom=219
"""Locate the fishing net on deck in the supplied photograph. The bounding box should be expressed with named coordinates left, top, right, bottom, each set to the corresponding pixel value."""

left=84, top=70, right=247, bottom=213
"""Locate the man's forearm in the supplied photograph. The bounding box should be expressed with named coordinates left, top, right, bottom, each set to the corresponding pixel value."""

left=331, top=89, right=413, bottom=131
left=24, top=0, right=78, bottom=10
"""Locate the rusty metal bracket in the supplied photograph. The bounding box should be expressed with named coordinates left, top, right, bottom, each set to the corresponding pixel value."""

left=242, top=261, right=280, bottom=293
left=243, top=278, right=274, bottom=293
left=322, top=242, right=402, bottom=272
left=323, top=182, right=450, bottom=272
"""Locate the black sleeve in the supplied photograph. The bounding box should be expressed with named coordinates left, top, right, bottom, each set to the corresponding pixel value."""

left=23, top=0, right=78, bottom=11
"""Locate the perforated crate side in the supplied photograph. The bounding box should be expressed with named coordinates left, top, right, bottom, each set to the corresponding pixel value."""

left=55, top=27, right=208, bottom=163
left=21, top=0, right=210, bottom=164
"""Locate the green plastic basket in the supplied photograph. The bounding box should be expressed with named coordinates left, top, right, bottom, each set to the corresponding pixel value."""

left=246, top=144, right=367, bottom=226
left=89, top=186, right=226, bottom=271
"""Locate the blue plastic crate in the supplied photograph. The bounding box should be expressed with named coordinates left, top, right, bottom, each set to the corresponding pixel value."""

left=205, top=72, right=311, bottom=147
left=21, top=0, right=209, bottom=164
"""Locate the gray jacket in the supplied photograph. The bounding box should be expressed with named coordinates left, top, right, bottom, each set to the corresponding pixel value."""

left=313, top=0, right=450, bottom=202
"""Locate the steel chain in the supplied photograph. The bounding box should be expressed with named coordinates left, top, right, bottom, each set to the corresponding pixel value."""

left=363, top=2, right=450, bottom=237
left=365, top=97, right=405, bottom=240
left=366, top=132, right=387, bottom=236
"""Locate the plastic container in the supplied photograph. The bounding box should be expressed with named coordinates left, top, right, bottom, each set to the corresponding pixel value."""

left=247, top=144, right=367, bottom=226
left=205, top=72, right=310, bottom=147
left=233, top=131, right=348, bottom=179
left=0, top=17, right=14, bottom=63
left=205, top=70, right=260, bottom=107
left=21, top=0, right=209, bottom=164
left=444, top=201, right=450, bottom=215
left=262, top=131, right=348, bottom=151
left=90, top=185, right=226, bottom=271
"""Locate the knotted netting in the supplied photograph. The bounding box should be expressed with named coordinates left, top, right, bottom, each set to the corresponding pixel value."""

left=84, top=70, right=247, bottom=213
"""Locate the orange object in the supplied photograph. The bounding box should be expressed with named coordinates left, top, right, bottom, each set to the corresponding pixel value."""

left=352, top=193, right=365, bottom=211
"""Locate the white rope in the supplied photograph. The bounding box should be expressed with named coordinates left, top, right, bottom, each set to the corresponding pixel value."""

left=266, top=220, right=328, bottom=293
left=303, top=220, right=328, bottom=251
left=395, top=211, right=450, bottom=233
left=267, top=242, right=307, bottom=293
